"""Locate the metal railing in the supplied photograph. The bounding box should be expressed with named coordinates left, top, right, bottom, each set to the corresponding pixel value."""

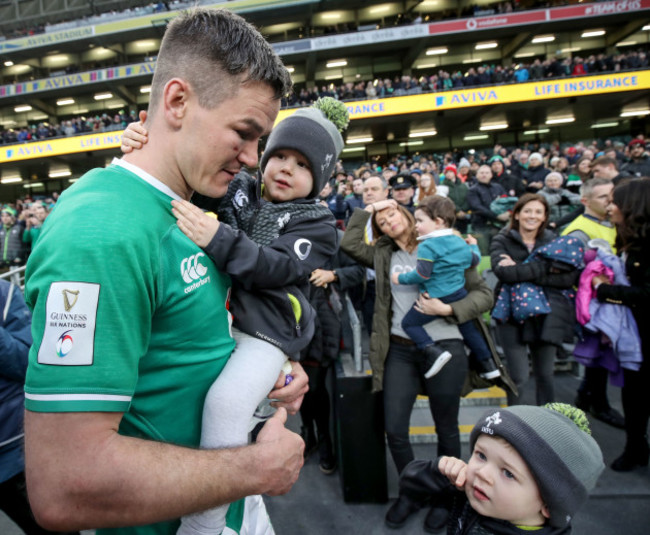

left=0, top=265, right=26, bottom=291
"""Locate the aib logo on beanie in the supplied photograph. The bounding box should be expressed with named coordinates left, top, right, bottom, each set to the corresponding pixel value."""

left=482, top=411, right=502, bottom=435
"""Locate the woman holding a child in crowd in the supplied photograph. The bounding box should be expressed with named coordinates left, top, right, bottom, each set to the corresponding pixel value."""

left=592, top=177, right=650, bottom=471
left=341, top=198, right=495, bottom=532
left=490, top=193, right=580, bottom=406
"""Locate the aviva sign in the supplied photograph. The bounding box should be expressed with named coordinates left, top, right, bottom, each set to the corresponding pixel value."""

left=275, top=71, right=649, bottom=122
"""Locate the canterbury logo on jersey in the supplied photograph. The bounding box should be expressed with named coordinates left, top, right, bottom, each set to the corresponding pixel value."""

left=294, top=238, right=312, bottom=261
left=181, top=253, right=208, bottom=284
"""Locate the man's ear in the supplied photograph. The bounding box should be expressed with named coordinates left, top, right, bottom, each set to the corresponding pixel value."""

left=162, top=78, right=189, bottom=129
left=541, top=504, right=550, bottom=519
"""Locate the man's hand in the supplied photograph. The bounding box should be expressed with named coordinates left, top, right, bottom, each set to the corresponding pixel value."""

left=254, top=408, right=305, bottom=495
left=391, top=272, right=400, bottom=285
left=121, top=110, right=149, bottom=153
left=171, top=199, right=220, bottom=248
left=438, top=456, right=467, bottom=490
left=465, top=234, right=478, bottom=246
left=268, top=361, right=308, bottom=415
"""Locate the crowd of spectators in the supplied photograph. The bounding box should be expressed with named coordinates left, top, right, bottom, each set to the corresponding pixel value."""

left=324, top=135, right=649, bottom=244
left=285, top=47, right=649, bottom=107
left=0, top=0, right=564, bottom=42
left=0, top=110, right=138, bottom=145
left=2, top=43, right=647, bottom=147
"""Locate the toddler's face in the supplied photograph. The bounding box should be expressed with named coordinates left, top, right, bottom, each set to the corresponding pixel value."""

left=465, top=435, right=549, bottom=527
left=262, top=149, right=314, bottom=203
left=414, top=209, right=445, bottom=236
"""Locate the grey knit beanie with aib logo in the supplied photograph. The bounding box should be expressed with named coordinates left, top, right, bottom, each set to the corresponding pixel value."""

left=260, top=97, right=349, bottom=200
left=469, top=403, right=605, bottom=529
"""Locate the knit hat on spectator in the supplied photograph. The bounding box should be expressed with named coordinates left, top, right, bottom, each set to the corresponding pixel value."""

left=444, top=163, right=458, bottom=176
left=489, top=155, right=504, bottom=164
left=529, top=152, right=544, bottom=164
left=260, top=97, right=349, bottom=200
left=1, top=207, right=16, bottom=218
left=628, top=138, right=646, bottom=148
left=458, top=158, right=471, bottom=171
left=470, top=403, right=604, bottom=529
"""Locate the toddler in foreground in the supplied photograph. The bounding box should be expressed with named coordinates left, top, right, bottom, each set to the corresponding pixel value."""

left=386, top=403, right=604, bottom=534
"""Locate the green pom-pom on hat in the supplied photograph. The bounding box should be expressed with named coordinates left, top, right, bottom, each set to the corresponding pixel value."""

left=312, top=97, right=350, bottom=133
left=543, top=402, right=592, bottom=435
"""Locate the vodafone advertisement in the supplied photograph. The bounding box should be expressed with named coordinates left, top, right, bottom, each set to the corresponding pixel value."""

left=428, top=0, right=650, bottom=36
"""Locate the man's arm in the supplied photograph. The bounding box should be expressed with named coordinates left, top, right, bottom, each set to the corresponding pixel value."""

left=25, top=408, right=303, bottom=532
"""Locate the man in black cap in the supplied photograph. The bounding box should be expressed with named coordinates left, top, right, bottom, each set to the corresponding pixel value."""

left=621, top=138, right=650, bottom=178
left=390, top=173, right=417, bottom=213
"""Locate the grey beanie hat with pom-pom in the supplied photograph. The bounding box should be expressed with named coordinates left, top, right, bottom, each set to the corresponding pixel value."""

left=469, top=403, right=605, bottom=529
left=260, top=97, right=349, bottom=199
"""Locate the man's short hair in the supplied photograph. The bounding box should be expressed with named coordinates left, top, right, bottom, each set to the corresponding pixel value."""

left=591, top=155, right=618, bottom=171
left=580, top=177, right=612, bottom=198
left=149, top=8, right=292, bottom=115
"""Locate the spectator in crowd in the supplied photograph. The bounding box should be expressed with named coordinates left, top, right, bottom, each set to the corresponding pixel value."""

left=317, top=179, right=339, bottom=216
left=441, top=163, right=470, bottom=234
left=490, top=194, right=580, bottom=406
left=566, top=156, right=593, bottom=193
left=0, top=208, right=25, bottom=272
left=551, top=155, right=570, bottom=179
left=538, top=171, right=582, bottom=225
left=592, top=178, right=650, bottom=471
left=523, top=152, right=549, bottom=192
left=301, top=229, right=365, bottom=474
left=457, top=158, right=471, bottom=183
left=23, top=9, right=306, bottom=534
left=21, top=201, right=50, bottom=252
left=341, top=198, right=494, bottom=531
left=591, top=155, right=629, bottom=185
left=389, top=173, right=417, bottom=213
left=393, top=196, right=501, bottom=380
left=0, top=278, right=80, bottom=535
left=490, top=155, right=526, bottom=197
left=415, top=172, right=438, bottom=204
left=510, top=151, right=529, bottom=181
left=621, top=138, right=650, bottom=178
left=466, top=165, right=509, bottom=254
left=561, top=178, right=624, bottom=429
left=336, top=176, right=365, bottom=223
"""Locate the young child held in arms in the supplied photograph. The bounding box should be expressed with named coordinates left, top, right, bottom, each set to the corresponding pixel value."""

left=122, top=97, right=349, bottom=535
left=391, top=195, right=500, bottom=379
left=387, top=403, right=605, bottom=534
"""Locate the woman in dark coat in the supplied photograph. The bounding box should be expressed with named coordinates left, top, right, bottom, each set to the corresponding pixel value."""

left=592, top=177, right=650, bottom=471
left=490, top=193, right=579, bottom=406
left=300, top=230, right=365, bottom=474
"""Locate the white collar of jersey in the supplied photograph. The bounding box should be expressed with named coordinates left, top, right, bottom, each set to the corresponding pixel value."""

left=417, top=227, right=454, bottom=241
left=112, top=157, right=182, bottom=201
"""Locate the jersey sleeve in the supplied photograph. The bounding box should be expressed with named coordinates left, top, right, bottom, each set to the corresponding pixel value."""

left=24, top=185, right=156, bottom=413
